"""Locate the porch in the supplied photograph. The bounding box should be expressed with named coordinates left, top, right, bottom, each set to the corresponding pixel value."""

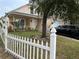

left=7, top=12, right=42, bottom=32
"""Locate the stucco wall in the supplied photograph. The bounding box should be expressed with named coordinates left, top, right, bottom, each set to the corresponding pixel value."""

left=36, top=19, right=42, bottom=32
left=30, top=18, right=38, bottom=30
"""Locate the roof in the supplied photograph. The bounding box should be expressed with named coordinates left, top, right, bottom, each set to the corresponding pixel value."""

left=7, top=4, right=30, bottom=13
left=7, top=11, right=42, bottom=19
left=6, top=4, right=42, bottom=19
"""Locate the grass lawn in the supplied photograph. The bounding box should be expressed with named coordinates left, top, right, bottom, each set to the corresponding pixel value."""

left=8, top=31, right=79, bottom=59
left=57, top=36, right=79, bottom=59
left=9, top=31, right=41, bottom=37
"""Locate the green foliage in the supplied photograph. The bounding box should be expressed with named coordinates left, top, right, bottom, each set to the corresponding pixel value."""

left=29, top=0, right=79, bottom=37
left=30, top=0, right=79, bottom=20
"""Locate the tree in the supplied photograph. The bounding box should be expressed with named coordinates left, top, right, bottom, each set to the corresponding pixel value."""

left=29, top=0, right=79, bottom=37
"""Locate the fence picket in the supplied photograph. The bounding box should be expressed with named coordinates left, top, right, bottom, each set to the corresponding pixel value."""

left=45, top=42, right=48, bottom=59
left=33, top=39, right=35, bottom=59
left=16, top=36, right=19, bottom=54
left=41, top=40, right=43, bottom=59
left=15, top=35, right=17, bottom=53
left=12, top=39, right=13, bottom=51
left=37, top=40, right=39, bottom=59
left=9, top=40, right=12, bottom=50
left=18, top=36, right=21, bottom=56
left=24, top=37, right=26, bottom=58
left=13, top=40, right=14, bottom=51
left=17, top=36, right=19, bottom=54
left=27, top=38, right=29, bottom=59
left=21, top=36, right=24, bottom=57
left=30, top=38, right=32, bottom=59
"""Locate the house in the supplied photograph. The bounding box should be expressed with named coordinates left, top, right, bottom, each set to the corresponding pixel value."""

left=6, top=4, right=42, bottom=31
left=5, top=4, right=65, bottom=32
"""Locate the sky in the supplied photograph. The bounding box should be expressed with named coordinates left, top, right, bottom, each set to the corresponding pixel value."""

left=0, top=0, right=29, bottom=17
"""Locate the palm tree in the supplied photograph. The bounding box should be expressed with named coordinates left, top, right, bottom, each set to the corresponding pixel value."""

left=29, top=0, right=79, bottom=37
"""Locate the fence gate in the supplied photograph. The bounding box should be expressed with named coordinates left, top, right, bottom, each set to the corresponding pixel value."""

left=0, top=16, right=57, bottom=59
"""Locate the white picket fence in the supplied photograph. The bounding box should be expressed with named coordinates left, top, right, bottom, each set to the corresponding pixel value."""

left=0, top=16, right=57, bottom=59
left=6, top=34, right=50, bottom=59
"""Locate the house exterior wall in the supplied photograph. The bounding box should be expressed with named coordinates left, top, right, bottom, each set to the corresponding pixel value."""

left=8, top=13, right=66, bottom=32
left=28, top=18, right=42, bottom=31
left=8, top=14, right=66, bottom=32
left=7, top=14, right=43, bottom=32
left=30, top=18, right=37, bottom=30
left=25, top=17, right=30, bottom=30
left=33, top=19, right=42, bottom=32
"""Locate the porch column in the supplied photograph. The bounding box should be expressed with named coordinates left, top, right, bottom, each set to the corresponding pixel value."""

left=13, top=16, right=15, bottom=31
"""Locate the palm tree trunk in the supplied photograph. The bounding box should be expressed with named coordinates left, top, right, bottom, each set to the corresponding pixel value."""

left=42, top=14, right=47, bottom=38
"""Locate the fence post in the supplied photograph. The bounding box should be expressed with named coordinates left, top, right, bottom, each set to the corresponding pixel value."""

left=50, top=24, right=57, bottom=59
left=3, top=16, right=8, bottom=51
